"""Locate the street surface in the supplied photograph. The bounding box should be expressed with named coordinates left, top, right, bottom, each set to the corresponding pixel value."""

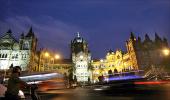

left=34, top=84, right=170, bottom=100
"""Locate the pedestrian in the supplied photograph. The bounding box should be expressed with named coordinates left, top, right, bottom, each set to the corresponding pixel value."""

left=5, top=66, right=29, bottom=100
left=0, top=74, right=4, bottom=84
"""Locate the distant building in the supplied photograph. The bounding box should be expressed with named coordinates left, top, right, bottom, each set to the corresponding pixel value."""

left=52, top=59, right=72, bottom=75
left=126, top=32, right=169, bottom=71
left=71, top=32, right=92, bottom=82
left=0, top=28, right=37, bottom=71
left=37, top=48, right=72, bottom=75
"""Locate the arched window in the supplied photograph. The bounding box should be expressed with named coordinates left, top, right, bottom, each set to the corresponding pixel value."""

left=16, top=54, right=18, bottom=59
left=23, top=41, right=29, bottom=50
left=5, top=54, right=7, bottom=58
left=2, top=54, right=4, bottom=58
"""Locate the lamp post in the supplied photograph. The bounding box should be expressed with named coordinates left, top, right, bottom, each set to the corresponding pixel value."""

left=51, top=54, right=60, bottom=71
left=44, top=52, right=49, bottom=71
left=162, top=48, right=170, bottom=72
left=162, top=48, right=170, bottom=57
left=55, top=54, right=60, bottom=60
left=161, top=48, right=170, bottom=67
left=51, top=54, right=61, bottom=70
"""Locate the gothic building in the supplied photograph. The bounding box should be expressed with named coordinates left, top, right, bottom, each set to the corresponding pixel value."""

left=0, top=27, right=37, bottom=71
left=126, top=32, right=169, bottom=71
left=71, top=32, right=91, bottom=82
left=90, top=32, right=169, bottom=82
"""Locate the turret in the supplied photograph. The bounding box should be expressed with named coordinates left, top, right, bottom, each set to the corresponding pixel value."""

left=145, top=34, right=151, bottom=41
left=71, top=32, right=88, bottom=54
left=130, top=32, right=136, bottom=41
left=20, top=32, right=24, bottom=39
left=155, top=33, right=162, bottom=42
left=137, top=36, right=141, bottom=43
left=7, top=29, right=12, bottom=34
left=163, top=37, right=168, bottom=46
left=26, top=27, right=35, bottom=37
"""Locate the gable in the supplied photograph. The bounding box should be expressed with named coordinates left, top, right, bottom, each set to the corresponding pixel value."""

left=0, top=32, right=18, bottom=44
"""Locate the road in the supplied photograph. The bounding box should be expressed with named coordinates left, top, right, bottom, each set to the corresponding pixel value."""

left=36, top=84, right=170, bottom=100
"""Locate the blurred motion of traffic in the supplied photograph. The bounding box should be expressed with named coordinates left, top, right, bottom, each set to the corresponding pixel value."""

left=0, top=1, right=170, bottom=99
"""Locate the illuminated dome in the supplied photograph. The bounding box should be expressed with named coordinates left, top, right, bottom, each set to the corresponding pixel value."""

left=73, top=32, right=85, bottom=43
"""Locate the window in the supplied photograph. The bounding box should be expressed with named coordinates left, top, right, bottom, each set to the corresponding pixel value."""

left=2, top=54, right=4, bottom=58
left=22, top=54, right=27, bottom=59
left=16, top=54, right=18, bottom=59
left=23, top=41, right=29, bottom=49
left=77, top=65, right=80, bottom=68
left=5, top=54, right=7, bottom=58
left=12, top=54, right=19, bottom=59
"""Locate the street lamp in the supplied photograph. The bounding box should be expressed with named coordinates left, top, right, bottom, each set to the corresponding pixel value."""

left=51, top=54, right=61, bottom=71
left=162, top=48, right=170, bottom=56
left=44, top=52, right=49, bottom=71
left=55, top=54, right=60, bottom=60
left=100, top=59, right=103, bottom=62
left=45, top=52, right=49, bottom=57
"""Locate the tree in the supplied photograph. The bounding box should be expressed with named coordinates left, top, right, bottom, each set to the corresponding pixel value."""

left=114, top=68, right=119, bottom=77
left=98, top=75, right=104, bottom=83
left=68, top=63, right=76, bottom=86
left=108, top=69, right=113, bottom=79
left=68, top=63, right=76, bottom=74
left=88, top=62, right=93, bottom=71
left=88, top=62, right=94, bottom=82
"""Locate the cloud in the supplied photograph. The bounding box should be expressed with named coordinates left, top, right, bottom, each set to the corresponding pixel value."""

left=0, top=15, right=81, bottom=57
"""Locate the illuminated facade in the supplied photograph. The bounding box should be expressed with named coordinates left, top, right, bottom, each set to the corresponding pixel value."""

left=37, top=49, right=72, bottom=75
left=52, top=59, right=72, bottom=75
left=1, top=27, right=168, bottom=82
left=0, top=28, right=37, bottom=71
left=126, top=32, right=169, bottom=71
left=91, top=50, right=132, bottom=82
left=71, top=32, right=92, bottom=82
left=91, top=32, right=169, bottom=82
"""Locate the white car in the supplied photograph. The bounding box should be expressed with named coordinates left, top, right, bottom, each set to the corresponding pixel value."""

left=0, top=84, right=25, bottom=99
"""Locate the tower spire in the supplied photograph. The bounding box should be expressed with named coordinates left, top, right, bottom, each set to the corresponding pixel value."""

left=77, top=32, right=80, bottom=37
left=130, top=32, right=135, bottom=40
left=155, top=33, right=162, bottom=41
left=7, top=29, right=12, bottom=33
left=29, top=26, right=33, bottom=33
left=145, top=34, right=151, bottom=41
left=26, top=26, right=34, bottom=37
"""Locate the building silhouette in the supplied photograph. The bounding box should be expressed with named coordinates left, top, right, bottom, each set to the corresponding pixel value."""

left=126, top=32, right=169, bottom=71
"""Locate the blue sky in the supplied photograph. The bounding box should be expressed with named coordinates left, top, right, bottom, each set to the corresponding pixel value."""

left=0, top=0, right=170, bottom=58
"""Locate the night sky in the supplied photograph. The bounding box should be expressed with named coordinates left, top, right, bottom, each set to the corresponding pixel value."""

left=0, top=0, right=170, bottom=59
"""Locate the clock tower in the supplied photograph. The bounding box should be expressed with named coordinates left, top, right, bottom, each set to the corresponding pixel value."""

left=71, top=32, right=91, bottom=83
